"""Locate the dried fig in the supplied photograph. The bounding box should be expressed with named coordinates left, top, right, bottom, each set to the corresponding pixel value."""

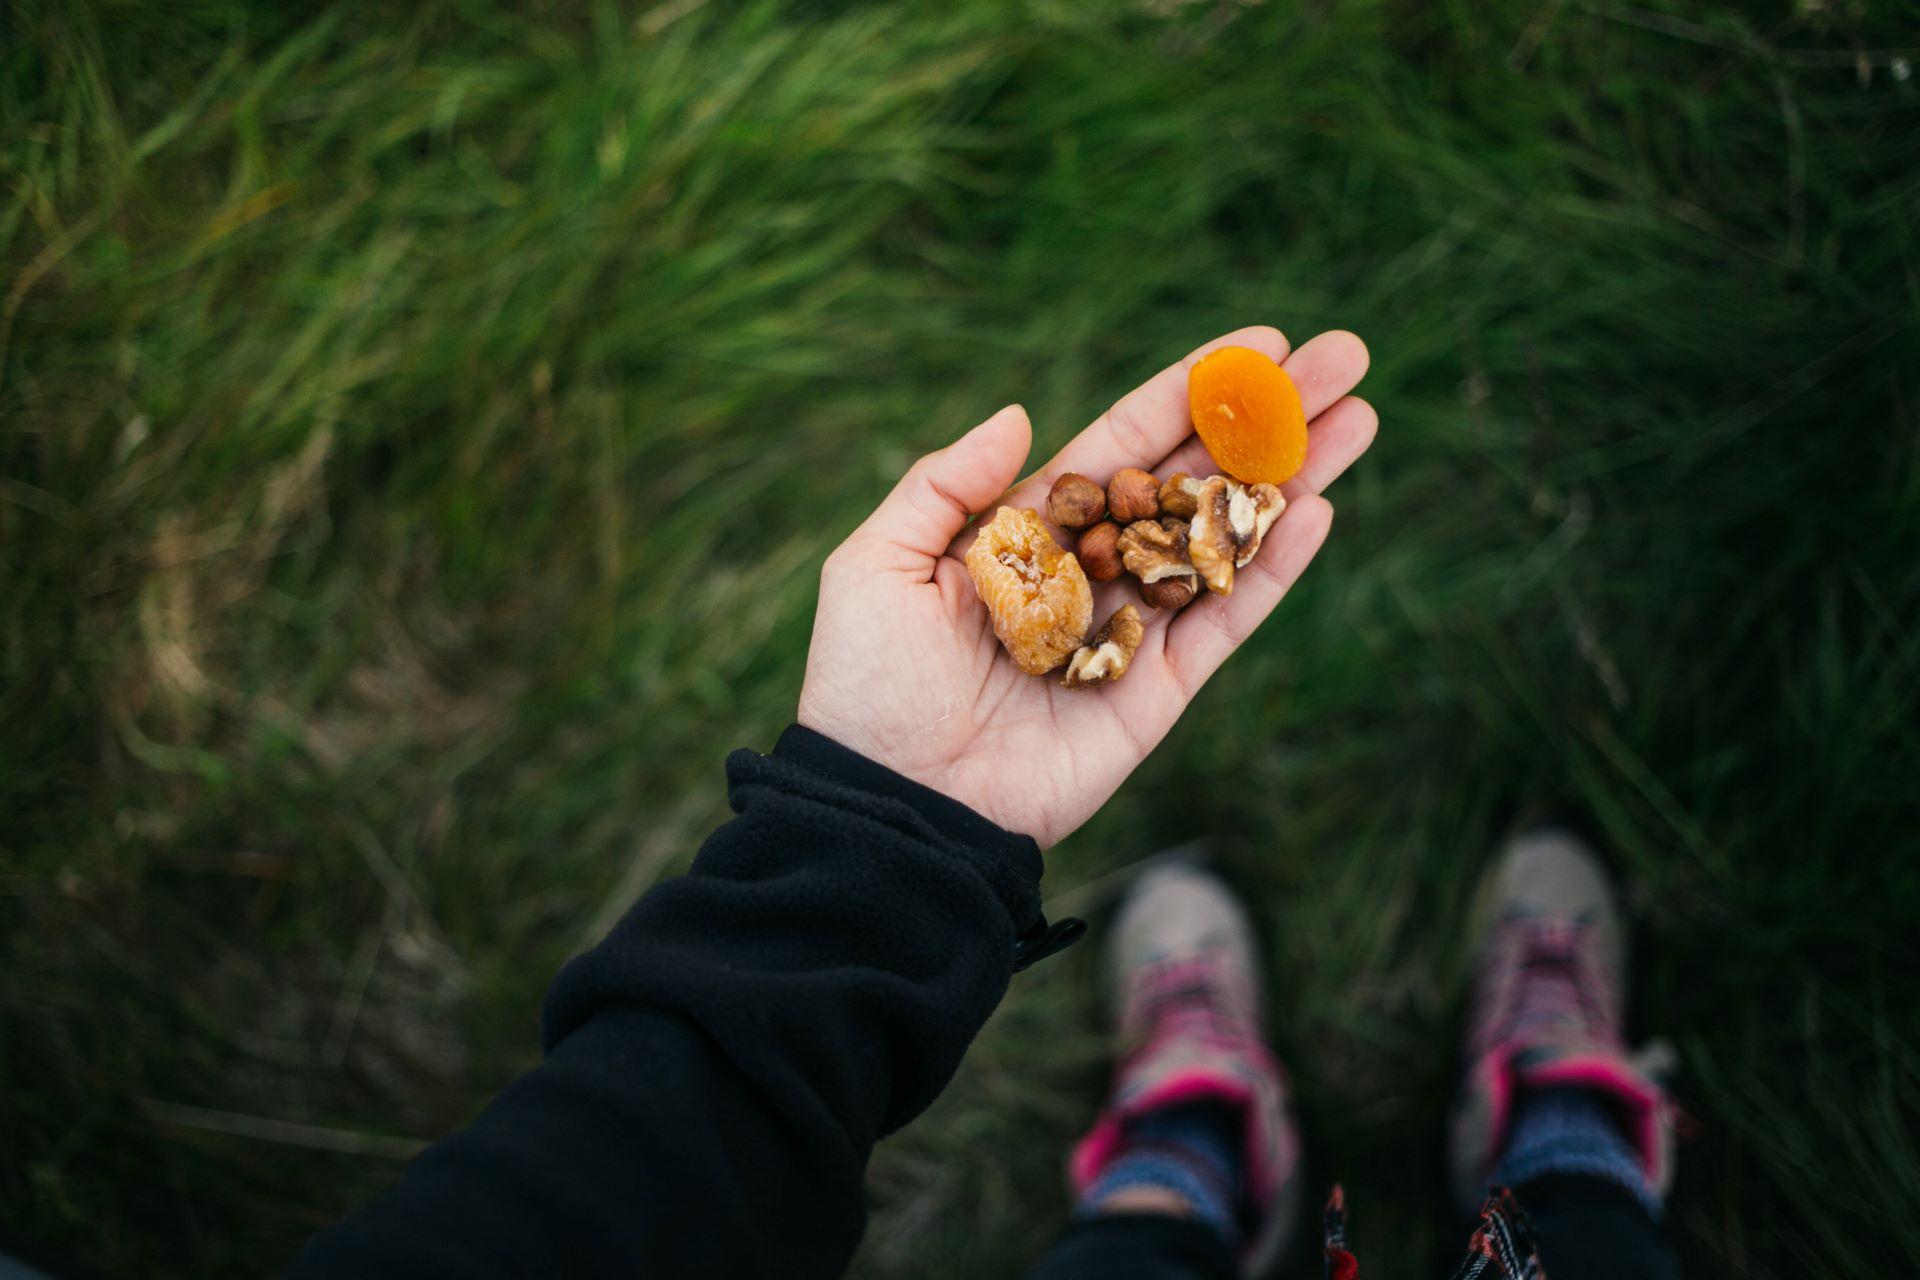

left=965, top=507, right=1095, bottom=675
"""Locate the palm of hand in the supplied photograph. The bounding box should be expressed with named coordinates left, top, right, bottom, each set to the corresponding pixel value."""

left=801, top=550, right=1153, bottom=847
left=798, top=327, right=1375, bottom=849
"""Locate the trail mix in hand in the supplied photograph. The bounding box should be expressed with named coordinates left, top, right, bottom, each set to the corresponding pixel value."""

left=965, top=468, right=1285, bottom=685
left=962, top=345, right=1301, bottom=688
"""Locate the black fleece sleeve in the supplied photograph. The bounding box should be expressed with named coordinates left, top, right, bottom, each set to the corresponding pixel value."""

left=286, top=725, right=1080, bottom=1280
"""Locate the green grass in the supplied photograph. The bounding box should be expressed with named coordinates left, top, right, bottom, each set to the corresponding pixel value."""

left=4, top=1, right=1917, bottom=1275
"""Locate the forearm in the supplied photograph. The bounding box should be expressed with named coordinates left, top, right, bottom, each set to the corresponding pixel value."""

left=288, top=726, right=1071, bottom=1279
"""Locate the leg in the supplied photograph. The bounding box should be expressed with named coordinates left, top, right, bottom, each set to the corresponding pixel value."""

left=1500, top=1088, right=1678, bottom=1277
left=1026, top=855, right=1301, bottom=1279
left=1448, top=829, right=1683, bottom=1277
left=1511, top=1173, right=1680, bottom=1280
left=1026, top=1212, right=1236, bottom=1280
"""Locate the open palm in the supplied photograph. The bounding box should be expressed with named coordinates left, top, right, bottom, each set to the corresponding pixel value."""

left=798, top=326, right=1375, bottom=848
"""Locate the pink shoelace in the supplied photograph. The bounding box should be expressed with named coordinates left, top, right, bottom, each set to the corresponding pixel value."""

left=1472, top=918, right=1623, bottom=1062
left=1123, top=950, right=1261, bottom=1050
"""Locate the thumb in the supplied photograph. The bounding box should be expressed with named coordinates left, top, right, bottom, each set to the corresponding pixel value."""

left=858, top=405, right=1033, bottom=560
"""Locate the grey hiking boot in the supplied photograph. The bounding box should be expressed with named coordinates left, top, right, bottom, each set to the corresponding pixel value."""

left=1447, top=828, right=1679, bottom=1215
left=1068, top=853, right=1303, bottom=1276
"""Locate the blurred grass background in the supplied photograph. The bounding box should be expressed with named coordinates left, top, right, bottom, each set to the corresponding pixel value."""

left=3, top=0, right=1917, bottom=1275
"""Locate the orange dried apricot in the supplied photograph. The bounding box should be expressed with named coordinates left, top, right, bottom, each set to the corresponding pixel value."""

left=1187, top=346, right=1308, bottom=486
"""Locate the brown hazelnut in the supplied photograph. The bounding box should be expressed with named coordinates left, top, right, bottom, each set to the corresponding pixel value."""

left=1158, top=473, right=1207, bottom=519
left=1047, top=472, right=1107, bottom=530
left=1139, top=576, right=1198, bottom=610
left=1076, top=521, right=1124, bottom=582
left=1107, top=467, right=1161, bottom=522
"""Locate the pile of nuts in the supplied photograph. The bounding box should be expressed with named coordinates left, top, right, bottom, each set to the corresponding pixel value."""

left=1050, top=467, right=1286, bottom=607
left=964, top=467, right=1287, bottom=690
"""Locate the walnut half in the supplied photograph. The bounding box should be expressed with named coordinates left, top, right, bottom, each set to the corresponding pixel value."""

left=1116, top=518, right=1198, bottom=585
left=1187, top=476, right=1285, bottom=595
left=1062, top=605, right=1144, bottom=690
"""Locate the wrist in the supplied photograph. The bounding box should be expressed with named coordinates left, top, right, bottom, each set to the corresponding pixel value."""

left=772, top=725, right=1084, bottom=972
left=773, top=725, right=1032, bottom=861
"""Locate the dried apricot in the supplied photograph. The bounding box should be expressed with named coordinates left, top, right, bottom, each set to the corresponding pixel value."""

left=1187, top=346, right=1308, bottom=486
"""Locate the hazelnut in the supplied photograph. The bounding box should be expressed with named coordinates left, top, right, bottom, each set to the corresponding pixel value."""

left=1138, top=576, right=1198, bottom=611
left=1076, top=521, right=1124, bottom=582
left=1047, top=472, right=1107, bottom=530
left=1158, top=473, right=1208, bottom=519
left=1061, top=605, right=1145, bottom=689
left=1107, top=467, right=1161, bottom=522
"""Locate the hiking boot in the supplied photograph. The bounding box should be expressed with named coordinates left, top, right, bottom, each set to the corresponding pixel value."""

left=1447, top=828, right=1678, bottom=1214
left=1068, top=852, right=1302, bottom=1276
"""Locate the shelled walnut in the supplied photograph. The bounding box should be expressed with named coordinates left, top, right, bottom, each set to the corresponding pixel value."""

left=963, top=461, right=1284, bottom=684
left=1116, top=518, right=1199, bottom=587
left=1061, top=605, right=1144, bottom=689
left=1187, top=476, right=1285, bottom=595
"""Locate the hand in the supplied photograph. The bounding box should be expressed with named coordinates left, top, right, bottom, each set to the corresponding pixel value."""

left=797, top=327, right=1375, bottom=848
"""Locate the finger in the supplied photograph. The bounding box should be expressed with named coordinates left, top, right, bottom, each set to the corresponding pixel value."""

left=1286, top=396, right=1376, bottom=497
left=1161, top=495, right=1334, bottom=696
left=949, top=327, right=1288, bottom=561
left=857, top=405, right=1033, bottom=564
left=1156, top=328, right=1373, bottom=494
left=1152, top=434, right=1221, bottom=485
left=951, top=328, right=1367, bottom=560
left=1159, top=395, right=1376, bottom=498
left=1285, top=329, right=1370, bottom=423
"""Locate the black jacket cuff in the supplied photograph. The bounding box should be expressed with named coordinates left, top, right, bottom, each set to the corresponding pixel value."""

left=770, top=724, right=1082, bottom=970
